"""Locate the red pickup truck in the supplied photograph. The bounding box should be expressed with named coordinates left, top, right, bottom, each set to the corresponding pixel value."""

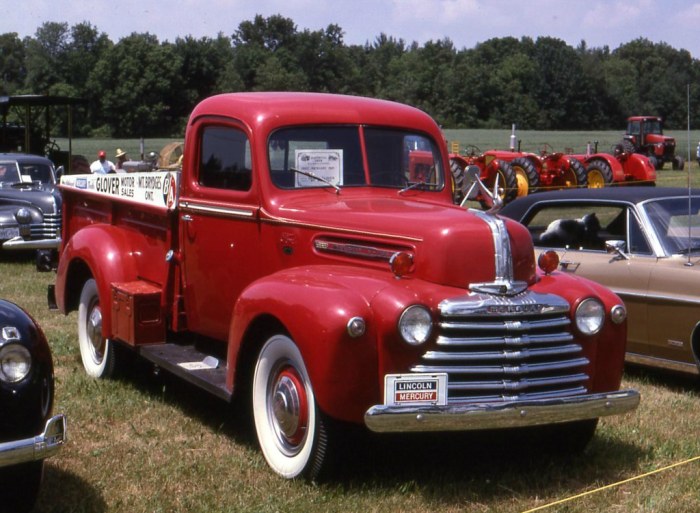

left=53, top=92, right=639, bottom=479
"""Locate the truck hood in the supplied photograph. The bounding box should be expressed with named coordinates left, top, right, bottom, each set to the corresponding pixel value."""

left=271, top=193, right=537, bottom=290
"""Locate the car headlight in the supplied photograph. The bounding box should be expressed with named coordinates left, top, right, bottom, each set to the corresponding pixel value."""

left=398, top=305, right=432, bottom=345
left=575, top=298, right=605, bottom=335
left=0, top=343, right=32, bottom=383
left=15, top=207, right=32, bottom=225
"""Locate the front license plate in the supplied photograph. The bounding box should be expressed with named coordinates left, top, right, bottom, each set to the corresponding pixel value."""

left=384, top=373, right=447, bottom=406
left=0, top=227, right=19, bottom=240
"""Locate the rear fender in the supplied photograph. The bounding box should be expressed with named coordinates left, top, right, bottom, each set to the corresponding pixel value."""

left=55, top=225, right=139, bottom=336
left=226, top=266, right=392, bottom=423
left=624, top=154, right=657, bottom=182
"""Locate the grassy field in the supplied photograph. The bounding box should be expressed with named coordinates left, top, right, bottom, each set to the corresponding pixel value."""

left=4, top=140, right=700, bottom=512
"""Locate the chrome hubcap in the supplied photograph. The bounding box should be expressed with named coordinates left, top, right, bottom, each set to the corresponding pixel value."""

left=86, top=304, right=105, bottom=364
left=269, top=366, right=308, bottom=454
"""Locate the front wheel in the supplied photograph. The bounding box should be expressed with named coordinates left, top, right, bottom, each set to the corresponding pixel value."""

left=586, top=159, right=613, bottom=188
left=252, top=334, right=332, bottom=480
left=78, top=278, right=117, bottom=378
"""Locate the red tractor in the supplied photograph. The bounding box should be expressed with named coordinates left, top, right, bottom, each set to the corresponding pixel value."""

left=621, top=116, right=684, bottom=170
left=570, top=142, right=656, bottom=188
left=483, top=143, right=588, bottom=196
left=449, top=146, right=517, bottom=206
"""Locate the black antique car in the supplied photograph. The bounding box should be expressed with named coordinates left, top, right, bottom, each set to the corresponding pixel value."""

left=0, top=299, right=66, bottom=512
left=0, top=153, right=62, bottom=270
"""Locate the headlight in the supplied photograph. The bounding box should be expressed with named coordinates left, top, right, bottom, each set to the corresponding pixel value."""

left=575, top=298, right=605, bottom=335
left=398, top=305, right=432, bottom=345
left=0, top=343, right=32, bottom=383
left=15, top=207, right=32, bottom=225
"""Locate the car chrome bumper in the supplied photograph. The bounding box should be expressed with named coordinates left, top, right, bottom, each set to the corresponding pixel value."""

left=2, top=236, right=61, bottom=250
left=0, top=414, right=67, bottom=467
left=364, top=390, right=639, bottom=433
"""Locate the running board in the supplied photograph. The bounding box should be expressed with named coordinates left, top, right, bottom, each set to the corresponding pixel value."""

left=139, top=343, right=232, bottom=401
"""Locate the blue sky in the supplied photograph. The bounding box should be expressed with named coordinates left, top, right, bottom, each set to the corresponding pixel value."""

left=6, top=0, right=700, bottom=58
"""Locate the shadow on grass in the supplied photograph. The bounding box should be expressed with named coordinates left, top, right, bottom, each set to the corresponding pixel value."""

left=625, top=364, right=700, bottom=394
left=35, top=464, right=106, bottom=513
left=110, top=360, right=649, bottom=510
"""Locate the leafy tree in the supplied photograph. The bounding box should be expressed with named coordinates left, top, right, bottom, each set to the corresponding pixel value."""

left=87, top=33, right=182, bottom=136
left=0, top=33, right=26, bottom=94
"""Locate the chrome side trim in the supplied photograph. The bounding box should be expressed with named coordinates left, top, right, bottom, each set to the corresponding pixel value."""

left=259, top=207, right=424, bottom=243
left=626, top=352, right=700, bottom=375
left=180, top=201, right=255, bottom=219
left=364, top=390, right=640, bottom=433
left=615, top=289, right=700, bottom=307
left=0, top=414, right=67, bottom=467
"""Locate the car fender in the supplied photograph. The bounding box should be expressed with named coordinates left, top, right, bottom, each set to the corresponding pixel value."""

left=227, top=265, right=402, bottom=423
left=54, top=224, right=139, bottom=336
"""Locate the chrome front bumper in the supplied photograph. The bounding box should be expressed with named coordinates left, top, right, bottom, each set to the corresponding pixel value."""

left=2, top=236, right=61, bottom=250
left=364, top=390, right=639, bottom=433
left=0, top=414, right=67, bottom=467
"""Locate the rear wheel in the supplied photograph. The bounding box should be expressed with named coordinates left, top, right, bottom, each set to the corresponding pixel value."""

left=449, top=157, right=467, bottom=204
left=252, top=334, right=332, bottom=480
left=481, top=160, right=517, bottom=206
left=558, top=157, right=588, bottom=189
left=78, top=278, right=117, bottom=378
left=510, top=157, right=539, bottom=196
left=586, top=159, right=613, bottom=188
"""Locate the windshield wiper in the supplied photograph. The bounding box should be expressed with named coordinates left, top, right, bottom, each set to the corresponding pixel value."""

left=398, top=180, right=429, bottom=194
left=289, top=167, right=340, bottom=194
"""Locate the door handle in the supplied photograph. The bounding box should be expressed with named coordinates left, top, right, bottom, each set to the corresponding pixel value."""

left=182, top=214, right=193, bottom=222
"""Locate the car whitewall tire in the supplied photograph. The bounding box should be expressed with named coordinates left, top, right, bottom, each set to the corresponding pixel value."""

left=78, top=278, right=116, bottom=378
left=252, top=334, right=329, bottom=479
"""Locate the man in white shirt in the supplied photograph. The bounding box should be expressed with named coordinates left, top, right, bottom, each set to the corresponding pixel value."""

left=90, top=150, right=116, bottom=174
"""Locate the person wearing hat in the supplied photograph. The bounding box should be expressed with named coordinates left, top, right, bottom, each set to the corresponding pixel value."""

left=115, top=148, right=128, bottom=170
left=90, top=150, right=116, bottom=174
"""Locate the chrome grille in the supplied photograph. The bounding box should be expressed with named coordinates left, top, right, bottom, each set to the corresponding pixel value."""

left=30, top=212, right=61, bottom=240
left=412, top=290, right=590, bottom=403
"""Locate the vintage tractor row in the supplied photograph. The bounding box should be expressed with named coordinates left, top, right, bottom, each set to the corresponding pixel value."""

left=449, top=143, right=588, bottom=205
left=569, top=141, right=656, bottom=188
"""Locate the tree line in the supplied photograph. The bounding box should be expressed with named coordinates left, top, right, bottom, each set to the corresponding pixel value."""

left=1, top=14, right=699, bottom=138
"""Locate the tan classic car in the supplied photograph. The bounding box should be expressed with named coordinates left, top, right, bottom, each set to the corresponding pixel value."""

left=500, top=187, right=700, bottom=376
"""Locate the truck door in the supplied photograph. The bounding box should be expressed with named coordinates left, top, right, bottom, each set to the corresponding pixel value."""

left=179, top=122, right=260, bottom=341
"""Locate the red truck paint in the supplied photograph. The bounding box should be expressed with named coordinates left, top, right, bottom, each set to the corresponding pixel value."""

left=54, top=92, right=639, bottom=479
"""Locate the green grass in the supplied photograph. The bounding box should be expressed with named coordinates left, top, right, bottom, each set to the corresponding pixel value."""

left=1, top=255, right=697, bottom=513
left=3, top=135, right=700, bottom=512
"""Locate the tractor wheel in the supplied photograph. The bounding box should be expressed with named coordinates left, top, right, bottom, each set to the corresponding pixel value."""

left=481, top=160, right=517, bottom=207
left=510, top=157, right=539, bottom=196
left=672, top=155, right=685, bottom=171
left=556, top=157, right=587, bottom=189
left=586, top=160, right=613, bottom=188
left=449, top=157, right=467, bottom=204
left=647, top=155, right=658, bottom=170
left=651, top=154, right=664, bottom=170
left=618, top=139, right=636, bottom=155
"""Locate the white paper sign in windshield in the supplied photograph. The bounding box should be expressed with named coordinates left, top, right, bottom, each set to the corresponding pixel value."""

left=294, top=149, right=343, bottom=187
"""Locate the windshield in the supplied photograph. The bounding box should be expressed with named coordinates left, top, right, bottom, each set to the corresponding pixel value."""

left=18, top=162, right=55, bottom=184
left=0, top=162, right=21, bottom=186
left=643, top=197, right=700, bottom=254
left=268, top=126, right=444, bottom=191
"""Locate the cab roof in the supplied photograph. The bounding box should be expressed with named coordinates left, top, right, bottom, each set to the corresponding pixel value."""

left=189, top=92, right=440, bottom=136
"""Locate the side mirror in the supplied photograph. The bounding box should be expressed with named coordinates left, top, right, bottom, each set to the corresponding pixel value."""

left=605, top=240, right=629, bottom=260
left=460, top=165, right=503, bottom=213
left=55, top=166, right=64, bottom=180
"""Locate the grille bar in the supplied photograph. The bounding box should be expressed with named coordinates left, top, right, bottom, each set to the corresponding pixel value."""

left=417, top=289, right=590, bottom=403
left=30, top=213, right=61, bottom=240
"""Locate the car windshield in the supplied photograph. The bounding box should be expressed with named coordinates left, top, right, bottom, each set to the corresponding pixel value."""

left=18, top=162, right=54, bottom=184
left=0, top=162, right=22, bottom=186
left=643, top=197, right=700, bottom=255
left=268, top=126, right=444, bottom=191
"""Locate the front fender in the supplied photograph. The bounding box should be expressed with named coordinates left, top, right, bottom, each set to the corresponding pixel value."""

left=227, top=265, right=397, bottom=423
left=55, top=225, right=139, bottom=336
